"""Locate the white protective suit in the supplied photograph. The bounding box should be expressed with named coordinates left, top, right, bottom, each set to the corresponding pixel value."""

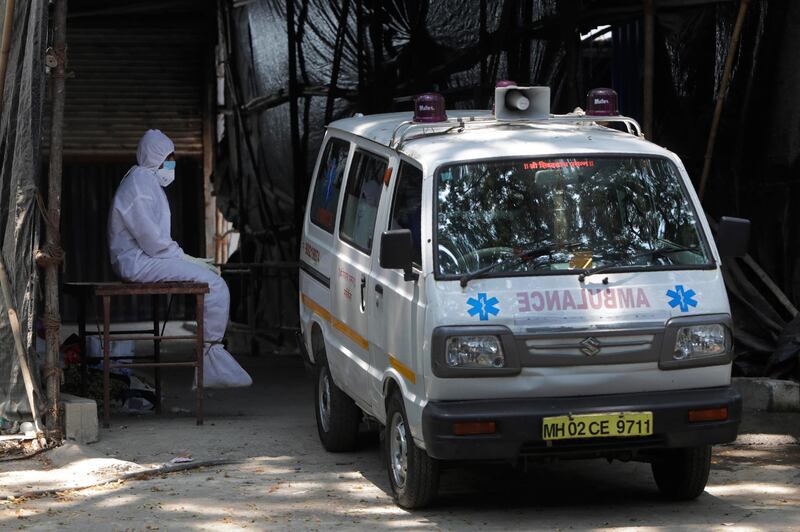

left=108, top=129, right=252, bottom=388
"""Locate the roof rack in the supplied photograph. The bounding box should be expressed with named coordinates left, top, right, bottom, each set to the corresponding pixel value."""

left=389, top=113, right=644, bottom=150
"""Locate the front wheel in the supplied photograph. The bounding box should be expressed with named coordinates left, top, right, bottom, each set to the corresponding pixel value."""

left=314, top=352, right=361, bottom=452
left=385, top=392, right=439, bottom=509
left=651, top=445, right=712, bottom=500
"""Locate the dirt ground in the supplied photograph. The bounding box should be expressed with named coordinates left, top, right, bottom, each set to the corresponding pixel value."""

left=1, top=327, right=799, bottom=531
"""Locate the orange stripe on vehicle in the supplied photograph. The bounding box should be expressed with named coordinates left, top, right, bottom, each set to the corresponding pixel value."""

left=388, top=355, right=416, bottom=385
left=302, top=293, right=369, bottom=350
left=332, top=318, right=370, bottom=350
left=301, top=293, right=331, bottom=322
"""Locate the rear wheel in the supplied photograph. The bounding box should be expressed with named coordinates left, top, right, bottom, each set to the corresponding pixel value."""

left=651, top=445, right=712, bottom=500
left=314, top=349, right=360, bottom=452
left=385, top=391, right=439, bottom=509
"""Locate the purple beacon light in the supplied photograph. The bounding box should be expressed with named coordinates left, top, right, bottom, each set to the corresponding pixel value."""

left=493, top=80, right=518, bottom=112
left=495, top=80, right=517, bottom=88
left=586, top=88, right=619, bottom=117
left=413, top=93, right=447, bottom=123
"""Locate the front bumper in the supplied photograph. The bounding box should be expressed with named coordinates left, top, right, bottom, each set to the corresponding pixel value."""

left=421, top=386, right=741, bottom=460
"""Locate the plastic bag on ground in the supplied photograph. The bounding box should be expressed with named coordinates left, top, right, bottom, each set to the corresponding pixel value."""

left=193, top=345, right=252, bottom=389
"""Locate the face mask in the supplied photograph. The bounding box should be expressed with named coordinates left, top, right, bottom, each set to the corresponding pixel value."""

left=155, top=160, right=176, bottom=187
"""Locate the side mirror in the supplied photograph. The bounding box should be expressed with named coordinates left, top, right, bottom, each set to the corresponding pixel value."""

left=716, top=216, right=751, bottom=258
left=380, top=229, right=419, bottom=281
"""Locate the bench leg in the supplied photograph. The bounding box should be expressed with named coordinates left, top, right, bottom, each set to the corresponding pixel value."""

left=152, top=295, right=161, bottom=414
left=196, top=293, right=204, bottom=426
left=103, top=295, right=111, bottom=428
left=77, top=293, right=87, bottom=396
left=248, top=269, right=257, bottom=357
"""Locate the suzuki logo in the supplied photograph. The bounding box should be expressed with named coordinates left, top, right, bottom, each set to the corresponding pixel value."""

left=580, top=337, right=601, bottom=357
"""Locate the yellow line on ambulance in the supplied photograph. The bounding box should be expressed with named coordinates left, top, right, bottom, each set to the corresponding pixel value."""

left=301, top=293, right=416, bottom=384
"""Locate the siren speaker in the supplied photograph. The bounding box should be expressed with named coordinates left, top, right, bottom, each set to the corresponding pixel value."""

left=495, top=86, right=550, bottom=121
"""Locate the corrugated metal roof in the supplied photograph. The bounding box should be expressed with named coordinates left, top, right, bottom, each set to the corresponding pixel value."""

left=49, top=25, right=207, bottom=158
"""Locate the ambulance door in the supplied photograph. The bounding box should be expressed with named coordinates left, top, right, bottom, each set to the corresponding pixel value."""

left=332, top=148, right=389, bottom=405
left=301, top=136, right=352, bottom=388
left=368, top=160, right=424, bottom=412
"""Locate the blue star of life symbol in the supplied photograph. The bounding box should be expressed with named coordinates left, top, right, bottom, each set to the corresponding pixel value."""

left=666, top=285, right=698, bottom=312
left=467, top=293, right=500, bottom=321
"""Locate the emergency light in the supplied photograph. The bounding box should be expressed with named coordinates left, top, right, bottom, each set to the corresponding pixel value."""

left=413, top=93, right=447, bottom=123
left=495, top=80, right=518, bottom=89
left=586, top=87, right=619, bottom=116
left=390, top=85, right=643, bottom=150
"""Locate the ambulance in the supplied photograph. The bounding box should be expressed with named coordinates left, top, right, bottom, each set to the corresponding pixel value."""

left=298, top=85, right=750, bottom=508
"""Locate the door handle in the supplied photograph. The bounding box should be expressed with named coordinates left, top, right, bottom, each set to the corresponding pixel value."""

left=360, top=275, right=366, bottom=311
left=375, top=284, right=383, bottom=295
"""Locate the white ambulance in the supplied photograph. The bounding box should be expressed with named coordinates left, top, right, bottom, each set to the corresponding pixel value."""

left=298, top=86, right=750, bottom=508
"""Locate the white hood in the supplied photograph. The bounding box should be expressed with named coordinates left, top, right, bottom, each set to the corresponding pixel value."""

left=136, top=129, right=174, bottom=169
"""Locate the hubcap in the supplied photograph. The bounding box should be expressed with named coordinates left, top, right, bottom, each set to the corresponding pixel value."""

left=318, top=368, right=332, bottom=432
left=389, top=411, right=408, bottom=489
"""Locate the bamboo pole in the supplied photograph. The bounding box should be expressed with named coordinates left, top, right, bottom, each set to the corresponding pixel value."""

left=0, top=0, right=16, bottom=110
left=698, top=0, right=751, bottom=200
left=42, top=0, right=68, bottom=435
left=323, top=0, right=349, bottom=125
left=707, top=216, right=798, bottom=318
left=287, top=0, right=302, bottom=252
left=0, top=258, right=42, bottom=433
left=643, top=0, right=655, bottom=139
left=742, top=255, right=798, bottom=317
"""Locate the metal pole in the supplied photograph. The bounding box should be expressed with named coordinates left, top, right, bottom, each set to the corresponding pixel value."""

left=43, top=0, right=68, bottom=435
left=698, top=0, right=750, bottom=200
left=643, top=0, right=655, bottom=139
left=215, top=208, right=223, bottom=264
left=0, top=0, right=16, bottom=110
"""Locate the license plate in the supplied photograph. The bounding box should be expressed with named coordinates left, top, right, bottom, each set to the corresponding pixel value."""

left=542, top=411, right=653, bottom=441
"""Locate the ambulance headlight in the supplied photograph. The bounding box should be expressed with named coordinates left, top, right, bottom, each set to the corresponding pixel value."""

left=445, top=336, right=505, bottom=368
left=432, top=326, right=520, bottom=377
left=673, top=324, right=729, bottom=360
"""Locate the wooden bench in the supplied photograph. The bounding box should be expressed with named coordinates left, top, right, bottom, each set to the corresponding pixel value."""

left=64, top=282, right=209, bottom=427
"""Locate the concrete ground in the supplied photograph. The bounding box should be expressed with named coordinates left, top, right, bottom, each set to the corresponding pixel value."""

left=1, top=325, right=799, bottom=531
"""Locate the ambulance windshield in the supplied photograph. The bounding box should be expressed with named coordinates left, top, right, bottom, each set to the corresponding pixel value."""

left=435, top=156, right=711, bottom=278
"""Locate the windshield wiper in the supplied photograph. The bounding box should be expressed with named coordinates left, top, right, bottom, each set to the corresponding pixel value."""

left=460, top=241, right=582, bottom=288
left=577, top=244, right=701, bottom=283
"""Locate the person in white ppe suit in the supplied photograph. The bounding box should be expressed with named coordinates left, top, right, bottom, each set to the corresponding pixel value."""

left=108, top=129, right=252, bottom=388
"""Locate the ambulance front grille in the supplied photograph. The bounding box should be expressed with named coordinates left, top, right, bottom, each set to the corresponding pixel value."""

left=525, top=334, right=655, bottom=357
left=517, top=329, right=664, bottom=366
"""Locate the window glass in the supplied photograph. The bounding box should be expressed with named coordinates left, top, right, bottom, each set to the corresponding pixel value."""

left=309, top=138, right=350, bottom=233
left=339, top=150, right=387, bottom=253
left=389, top=162, right=423, bottom=266
left=436, top=157, right=710, bottom=277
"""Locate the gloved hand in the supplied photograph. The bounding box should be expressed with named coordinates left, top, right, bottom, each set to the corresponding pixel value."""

left=182, top=253, right=220, bottom=275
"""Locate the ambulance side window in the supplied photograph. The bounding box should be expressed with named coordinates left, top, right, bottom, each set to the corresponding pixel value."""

left=309, top=137, right=350, bottom=233
left=339, top=150, right=388, bottom=254
left=389, top=162, right=422, bottom=267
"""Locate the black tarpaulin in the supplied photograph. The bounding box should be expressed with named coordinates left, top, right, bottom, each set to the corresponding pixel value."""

left=0, top=0, right=46, bottom=421
left=216, top=0, right=798, bottom=378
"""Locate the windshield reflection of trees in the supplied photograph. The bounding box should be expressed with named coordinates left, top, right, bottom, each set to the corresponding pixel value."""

left=436, top=158, right=706, bottom=276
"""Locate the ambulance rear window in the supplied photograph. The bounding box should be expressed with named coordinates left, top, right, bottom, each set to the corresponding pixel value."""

left=310, top=138, right=350, bottom=233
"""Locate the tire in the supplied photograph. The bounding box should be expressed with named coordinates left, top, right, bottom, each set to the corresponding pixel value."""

left=313, top=350, right=361, bottom=452
left=385, top=391, right=440, bottom=509
left=651, top=445, right=712, bottom=500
